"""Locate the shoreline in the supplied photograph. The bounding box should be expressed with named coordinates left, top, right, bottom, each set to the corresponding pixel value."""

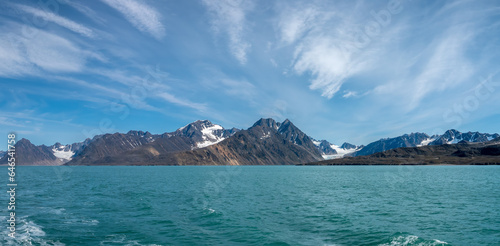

left=2, top=163, right=499, bottom=167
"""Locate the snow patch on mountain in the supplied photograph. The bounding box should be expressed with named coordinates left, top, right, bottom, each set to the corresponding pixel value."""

left=418, top=137, right=437, bottom=147
left=322, top=144, right=361, bottom=160
left=196, top=124, right=226, bottom=148
left=52, top=145, right=75, bottom=161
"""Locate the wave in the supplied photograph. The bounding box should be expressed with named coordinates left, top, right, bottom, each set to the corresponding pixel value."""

left=99, top=234, right=162, bottom=246
left=0, top=216, right=65, bottom=246
left=379, top=233, right=448, bottom=246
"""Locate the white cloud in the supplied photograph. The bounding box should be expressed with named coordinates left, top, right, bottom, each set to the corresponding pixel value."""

left=15, top=4, right=95, bottom=38
left=342, top=91, right=358, bottom=98
left=276, top=2, right=385, bottom=98
left=278, top=5, right=331, bottom=44
left=0, top=26, right=93, bottom=76
left=202, top=0, right=252, bottom=64
left=157, top=92, right=207, bottom=112
left=410, top=30, right=474, bottom=107
left=373, top=26, right=476, bottom=111
left=293, top=36, right=367, bottom=98
left=101, top=0, right=165, bottom=39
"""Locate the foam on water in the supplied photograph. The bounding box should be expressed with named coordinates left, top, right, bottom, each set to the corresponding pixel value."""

left=99, top=234, right=162, bottom=246
left=379, top=234, right=448, bottom=246
left=0, top=216, right=65, bottom=246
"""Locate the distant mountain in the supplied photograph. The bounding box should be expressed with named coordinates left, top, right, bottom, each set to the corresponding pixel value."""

left=303, top=138, right=500, bottom=166
left=314, top=140, right=338, bottom=155
left=353, top=130, right=499, bottom=157
left=312, top=139, right=362, bottom=159
left=66, top=131, right=157, bottom=165
left=428, top=129, right=499, bottom=145
left=67, top=120, right=240, bottom=165
left=0, top=139, right=59, bottom=165
left=341, top=142, right=357, bottom=149
left=1, top=120, right=498, bottom=166
left=50, top=139, right=91, bottom=162
left=354, top=133, right=430, bottom=156
left=70, top=118, right=323, bottom=165
left=0, top=151, right=5, bottom=159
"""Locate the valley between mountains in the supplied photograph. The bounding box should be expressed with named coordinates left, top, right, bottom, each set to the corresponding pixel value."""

left=1, top=118, right=499, bottom=166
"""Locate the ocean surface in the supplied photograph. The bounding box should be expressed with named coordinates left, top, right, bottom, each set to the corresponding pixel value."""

left=1, top=165, right=499, bottom=245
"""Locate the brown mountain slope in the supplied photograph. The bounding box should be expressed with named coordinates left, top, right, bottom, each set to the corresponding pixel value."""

left=69, top=118, right=323, bottom=165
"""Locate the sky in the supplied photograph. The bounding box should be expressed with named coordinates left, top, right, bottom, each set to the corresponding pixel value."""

left=1, top=0, right=500, bottom=150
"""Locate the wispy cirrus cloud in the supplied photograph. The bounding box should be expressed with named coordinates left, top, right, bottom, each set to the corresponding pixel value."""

left=202, top=0, right=252, bottom=64
left=157, top=92, right=207, bottom=112
left=65, top=0, right=107, bottom=25
left=277, top=1, right=387, bottom=98
left=101, top=0, right=165, bottom=39
left=0, top=25, right=98, bottom=76
left=15, top=4, right=95, bottom=38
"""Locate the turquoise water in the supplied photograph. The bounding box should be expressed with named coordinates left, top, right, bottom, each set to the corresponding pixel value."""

left=1, top=166, right=499, bottom=245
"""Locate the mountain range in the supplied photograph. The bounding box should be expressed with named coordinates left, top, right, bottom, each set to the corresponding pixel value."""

left=303, top=138, right=500, bottom=166
left=0, top=118, right=498, bottom=165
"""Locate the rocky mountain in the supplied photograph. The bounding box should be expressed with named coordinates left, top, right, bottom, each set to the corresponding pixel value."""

left=1, top=119, right=498, bottom=166
left=69, top=118, right=323, bottom=165
left=353, top=130, right=499, bottom=157
left=0, top=151, right=5, bottom=159
left=312, top=139, right=362, bottom=160
left=171, top=120, right=240, bottom=148
left=303, top=138, right=500, bottom=165
left=314, top=140, right=338, bottom=155
left=66, top=120, right=240, bottom=165
left=50, top=139, right=92, bottom=162
left=428, top=129, right=499, bottom=145
left=277, top=119, right=322, bottom=158
left=0, top=139, right=60, bottom=165
left=66, top=130, right=157, bottom=165
left=341, top=142, right=357, bottom=149
left=354, top=133, right=430, bottom=156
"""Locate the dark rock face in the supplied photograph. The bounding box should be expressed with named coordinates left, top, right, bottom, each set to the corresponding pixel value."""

left=277, top=119, right=322, bottom=157
left=341, top=142, right=356, bottom=149
left=0, top=139, right=59, bottom=165
left=252, top=118, right=281, bottom=129
left=317, top=140, right=337, bottom=155
left=354, top=133, right=430, bottom=156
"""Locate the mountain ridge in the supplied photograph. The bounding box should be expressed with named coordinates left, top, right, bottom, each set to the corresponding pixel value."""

left=0, top=119, right=498, bottom=166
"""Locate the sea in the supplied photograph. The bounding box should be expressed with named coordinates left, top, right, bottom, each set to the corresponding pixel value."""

left=1, top=165, right=499, bottom=245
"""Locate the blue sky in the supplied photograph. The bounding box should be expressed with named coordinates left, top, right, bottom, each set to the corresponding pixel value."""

left=1, top=0, right=500, bottom=150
